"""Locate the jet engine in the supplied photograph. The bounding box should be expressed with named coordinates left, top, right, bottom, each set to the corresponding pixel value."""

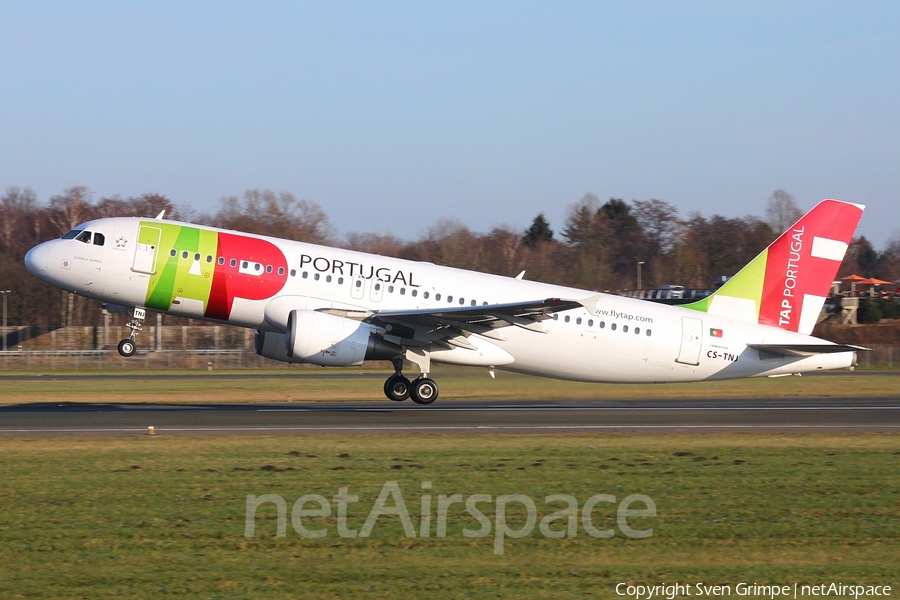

left=255, top=310, right=400, bottom=366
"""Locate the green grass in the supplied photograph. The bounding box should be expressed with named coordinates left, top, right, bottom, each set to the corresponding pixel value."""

left=0, top=367, right=897, bottom=404
left=1, top=435, right=898, bottom=598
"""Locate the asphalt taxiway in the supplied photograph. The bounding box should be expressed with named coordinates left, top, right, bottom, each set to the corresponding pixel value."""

left=1, top=397, right=898, bottom=436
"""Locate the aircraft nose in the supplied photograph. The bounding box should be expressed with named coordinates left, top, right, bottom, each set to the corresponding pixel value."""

left=24, top=242, right=52, bottom=277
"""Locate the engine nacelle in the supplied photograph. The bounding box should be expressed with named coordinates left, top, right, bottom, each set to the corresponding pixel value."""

left=255, top=310, right=401, bottom=366
left=255, top=330, right=299, bottom=363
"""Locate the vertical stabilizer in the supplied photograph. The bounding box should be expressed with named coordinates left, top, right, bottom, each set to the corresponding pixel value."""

left=684, top=199, right=865, bottom=334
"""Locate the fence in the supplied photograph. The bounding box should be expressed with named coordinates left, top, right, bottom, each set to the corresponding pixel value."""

left=0, top=325, right=290, bottom=370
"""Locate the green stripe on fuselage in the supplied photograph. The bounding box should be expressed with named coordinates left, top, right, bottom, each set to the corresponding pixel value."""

left=144, top=223, right=217, bottom=312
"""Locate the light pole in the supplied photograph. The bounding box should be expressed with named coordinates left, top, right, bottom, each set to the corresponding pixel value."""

left=0, top=290, right=10, bottom=353
left=636, top=262, right=645, bottom=291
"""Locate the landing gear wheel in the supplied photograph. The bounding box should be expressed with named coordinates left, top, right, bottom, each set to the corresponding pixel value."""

left=410, top=377, right=439, bottom=405
left=117, top=339, right=137, bottom=357
left=384, top=374, right=411, bottom=402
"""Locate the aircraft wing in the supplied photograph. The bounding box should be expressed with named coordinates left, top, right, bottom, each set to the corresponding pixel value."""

left=354, top=298, right=582, bottom=347
left=747, top=343, right=871, bottom=357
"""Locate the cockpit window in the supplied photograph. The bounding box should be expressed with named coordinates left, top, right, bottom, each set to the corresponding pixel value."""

left=61, top=229, right=83, bottom=240
left=74, top=231, right=92, bottom=244
left=93, top=233, right=105, bottom=246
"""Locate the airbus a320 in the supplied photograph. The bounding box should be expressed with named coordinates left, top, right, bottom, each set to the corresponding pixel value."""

left=24, top=199, right=867, bottom=404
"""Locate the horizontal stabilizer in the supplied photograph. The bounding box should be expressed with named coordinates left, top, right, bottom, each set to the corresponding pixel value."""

left=747, top=343, right=871, bottom=357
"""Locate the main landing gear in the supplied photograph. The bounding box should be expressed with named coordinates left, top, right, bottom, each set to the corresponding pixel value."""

left=116, top=307, right=146, bottom=357
left=383, top=357, right=439, bottom=405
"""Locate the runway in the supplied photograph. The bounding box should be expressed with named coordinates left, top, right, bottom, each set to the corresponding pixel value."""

left=1, top=397, right=899, bottom=436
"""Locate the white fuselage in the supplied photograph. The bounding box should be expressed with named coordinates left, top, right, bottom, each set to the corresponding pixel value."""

left=25, top=217, right=854, bottom=383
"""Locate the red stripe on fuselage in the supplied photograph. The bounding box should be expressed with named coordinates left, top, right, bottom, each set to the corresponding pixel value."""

left=205, top=232, right=288, bottom=320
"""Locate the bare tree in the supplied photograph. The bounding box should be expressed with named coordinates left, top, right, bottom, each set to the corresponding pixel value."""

left=47, top=186, right=95, bottom=235
left=765, top=189, right=803, bottom=232
left=343, top=232, right=406, bottom=257
left=0, top=187, right=38, bottom=252
left=214, top=190, right=334, bottom=243
left=633, top=198, right=678, bottom=256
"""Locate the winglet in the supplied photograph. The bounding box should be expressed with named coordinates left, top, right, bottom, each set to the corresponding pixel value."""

left=155, top=210, right=166, bottom=220
left=577, top=293, right=604, bottom=315
left=684, top=199, right=865, bottom=335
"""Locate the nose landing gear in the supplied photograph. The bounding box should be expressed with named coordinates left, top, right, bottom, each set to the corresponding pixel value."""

left=116, top=307, right=146, bottom=357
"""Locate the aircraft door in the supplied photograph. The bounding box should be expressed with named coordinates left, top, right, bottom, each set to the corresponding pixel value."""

left=676, top=317, right=703, bottom=365
left=132, top=226, right=162, bottom=275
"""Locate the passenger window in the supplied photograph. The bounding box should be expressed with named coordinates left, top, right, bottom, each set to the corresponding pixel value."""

left=230, top=259, right=237, bottom=267
left=266, top=265, right=273, bottom=274
left=470, top=300, right=476, bottom=306
left=314, top=273, right=320, bottom=281
left=301, top=271, right=307, bottom=279
left=435, top=294, right=441, bottom=301
left=254, top=263, right=261, bottom=272
left=459, top=298, right=465, bottom=305
left=447, top=295, right=453, bottom=303
left=611, top=323, right=617, bottom=331
left=171, top=249, right=177, bottom=257
left=290, top=269, right=296, bottom=277
left=576, top=317, right=582, bottom=325
left=278, top=267, right=285, bottom=275
left=375, top=283, right=381, bottom=291
left=588, top=319, right=594, bottom=327
left=565, top=316, right=570, bottom=323
left=646, top=329, right=652, bottom=337
left=355, top=280, right=362, bottom=288
left=553, top=314, right=559, bottom=320
left=599, top=321, right=605, bottom=329
left=207, top=255, right=213, bottom=263
left=93, top=233, right=105, bottom=246
left=183, top=251, right=189, bottom=259
left=194, top=253, right=201, bottom=261
left=338, top=277, right=344, bottom=284
left=423, top=291, right=429, bottom=299
left=326, top=275, right=332, bottom=283
left=400, top=288, right=405, bottom=295
left=218, top=257, right=225, bottom=265
left=412, top=289, right=417, bottom=297
left=623, top=325, right=629, bottom=333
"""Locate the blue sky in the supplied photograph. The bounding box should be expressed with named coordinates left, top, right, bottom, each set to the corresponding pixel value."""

left=1, top=1, right=898, bottom=248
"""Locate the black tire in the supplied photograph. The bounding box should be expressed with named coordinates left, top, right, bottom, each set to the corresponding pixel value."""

left=384, top=375, right=411, bottom=402
left=410, top=377, right=439, bottom=405
left=117, top=339, right=136, bottom=357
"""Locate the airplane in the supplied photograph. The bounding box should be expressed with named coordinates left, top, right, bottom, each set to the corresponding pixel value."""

left=24, top=199, right=868, bottom=404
